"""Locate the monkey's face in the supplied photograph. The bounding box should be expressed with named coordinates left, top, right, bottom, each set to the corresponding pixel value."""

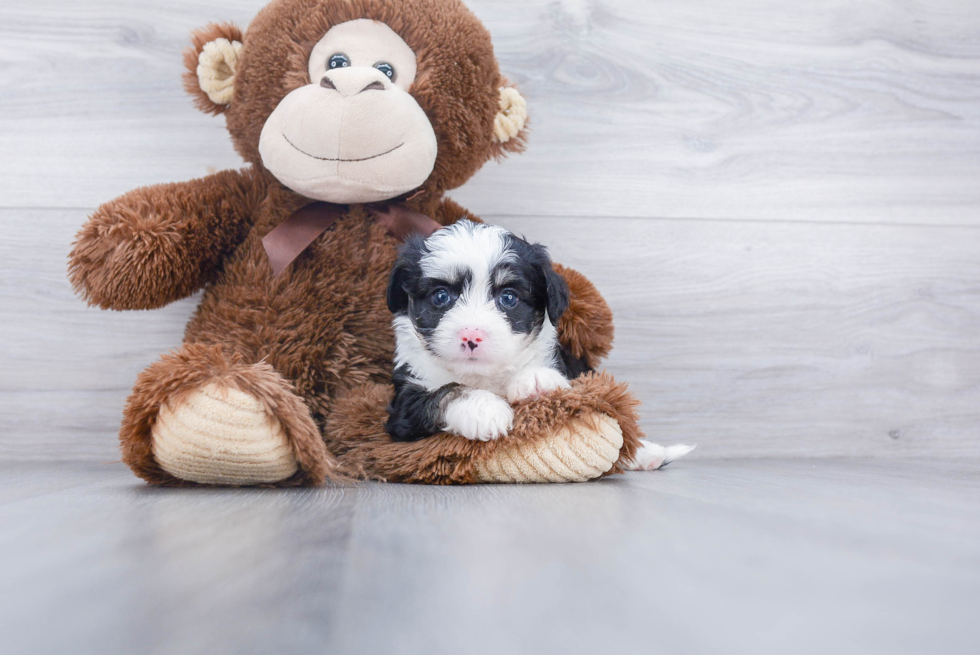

left=185, top=0, right=530, bottom=203
left=258, top=20, right=438, bottom=203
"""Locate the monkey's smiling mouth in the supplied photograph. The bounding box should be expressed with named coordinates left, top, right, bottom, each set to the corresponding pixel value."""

left=282, top=134, right=404, bottom=162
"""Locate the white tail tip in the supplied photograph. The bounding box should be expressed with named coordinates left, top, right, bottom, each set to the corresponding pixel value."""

left=625, top=440, right=697, bottom=471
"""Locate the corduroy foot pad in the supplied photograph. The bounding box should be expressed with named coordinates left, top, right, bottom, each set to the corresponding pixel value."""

left=473, top=412, right=623, bottom=483
left=326, top=372, right=644, bottom=484
left=154, top=382, right=299, bottom=485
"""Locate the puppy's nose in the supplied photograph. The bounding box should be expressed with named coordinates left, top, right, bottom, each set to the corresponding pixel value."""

left=459, top=328, right=487, bottom=352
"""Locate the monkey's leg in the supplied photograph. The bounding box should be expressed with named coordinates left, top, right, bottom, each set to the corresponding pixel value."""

left=471, top=372, right=640, bottom=483
left=326, top=372, right=644, bottom=484
left=121, top=343, right=334, bottom=486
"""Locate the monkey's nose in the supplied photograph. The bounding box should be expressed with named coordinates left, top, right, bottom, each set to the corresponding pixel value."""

left=320, top=69, right=390, bottom=97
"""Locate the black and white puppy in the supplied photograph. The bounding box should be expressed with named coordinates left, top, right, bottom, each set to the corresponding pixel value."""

left=385, top=219, right=586, bottom=443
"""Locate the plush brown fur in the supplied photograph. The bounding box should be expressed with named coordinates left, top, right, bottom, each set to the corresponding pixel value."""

left=68, top=168, right=266, bottom=310
left=68, top=0, right=631, bottom=486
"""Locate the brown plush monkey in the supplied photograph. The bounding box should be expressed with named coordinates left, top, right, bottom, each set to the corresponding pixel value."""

left=68, top=0, right=643, bottom=486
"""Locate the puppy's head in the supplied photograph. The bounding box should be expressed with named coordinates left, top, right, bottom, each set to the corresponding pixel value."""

left=387, top=220, right=569, bottom=377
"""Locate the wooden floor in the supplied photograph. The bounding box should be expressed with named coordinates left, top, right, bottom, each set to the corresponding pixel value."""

left=0, top=459, right=977, bottom=655
left=1, top=1, right=979, bottom=653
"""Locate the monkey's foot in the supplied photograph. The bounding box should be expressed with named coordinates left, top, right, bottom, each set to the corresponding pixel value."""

left=473, top=412, right=623, bottom=483
left=153, top=383, right=299, bottom=485
left=326, top=371, right=646, bottom=485
left=122, top=344, right=334, bottom=486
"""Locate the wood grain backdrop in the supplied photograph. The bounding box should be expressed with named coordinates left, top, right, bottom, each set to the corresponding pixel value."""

left=1, top=0, right=978, bottom=460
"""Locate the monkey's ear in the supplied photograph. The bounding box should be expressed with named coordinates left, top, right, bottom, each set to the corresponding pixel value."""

left=491, top=84, right=529, bottom=157
left=182, top=23, right=244, bottom=115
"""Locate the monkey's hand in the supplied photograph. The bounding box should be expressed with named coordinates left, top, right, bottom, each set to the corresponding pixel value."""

left=69, top=168, right=263, bottom=310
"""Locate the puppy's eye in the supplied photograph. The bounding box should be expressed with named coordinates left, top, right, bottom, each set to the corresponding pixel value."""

left=431, top=288, right=452, bottom=308
left=374, top=62, right=396, bottom=81
left=499, top=289, right=519, bottom=309
left=328, top=54, right=351, bottom=69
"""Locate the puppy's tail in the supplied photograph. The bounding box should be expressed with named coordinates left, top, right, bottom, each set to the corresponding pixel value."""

left=624, top=440, right=696, bottom=471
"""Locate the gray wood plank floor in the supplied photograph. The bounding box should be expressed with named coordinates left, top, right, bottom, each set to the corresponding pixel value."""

left=1, top=459, right=977, bottom=655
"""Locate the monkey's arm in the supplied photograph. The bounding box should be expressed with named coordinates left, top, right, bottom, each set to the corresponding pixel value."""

left=69, top=168, right=265, bottom=310
left=436, top=198, right=614, bottom=369
left=551, top=263, right=614, bottom=370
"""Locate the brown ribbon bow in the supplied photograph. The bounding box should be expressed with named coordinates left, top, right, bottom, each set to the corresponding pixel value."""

left=262, top=202, right=443, bottom=277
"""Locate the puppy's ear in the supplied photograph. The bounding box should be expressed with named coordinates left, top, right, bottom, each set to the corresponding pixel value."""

left=544, top=265, right=570, bottom=323
left=386, top=263, right=410, bottom=314
left=525, top=241, right=569, bottom=323
left=387, top=237, right=424, bottom=314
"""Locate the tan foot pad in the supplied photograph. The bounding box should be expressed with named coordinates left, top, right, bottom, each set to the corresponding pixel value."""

left=153, top=383, right=299, bottom=485
left=473, top=413, right=624, bottom=483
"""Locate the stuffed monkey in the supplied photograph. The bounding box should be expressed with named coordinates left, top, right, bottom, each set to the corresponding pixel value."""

left=69, top=0, right=646, bottom=486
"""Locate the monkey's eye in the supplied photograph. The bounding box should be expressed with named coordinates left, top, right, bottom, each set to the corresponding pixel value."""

left=498, top=289, right=519, bottom=309
left=328, top=54, right=351, bottom=70
left=431, top=288, right=452, bottom=308
left=374, top=62, right=396, bottom=81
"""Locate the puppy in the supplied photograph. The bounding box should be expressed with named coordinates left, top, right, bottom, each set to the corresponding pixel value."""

left=385, top=219, right=587, bottom=442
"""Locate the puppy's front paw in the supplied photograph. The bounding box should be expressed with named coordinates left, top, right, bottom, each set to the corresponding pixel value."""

left=443, top=390, right=514, bottom=441
left=506, top=367, right=571, bottom=403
